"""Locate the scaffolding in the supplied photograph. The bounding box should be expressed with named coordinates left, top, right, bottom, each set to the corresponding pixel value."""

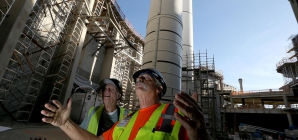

left=277, top=34, right=298, bottom=86
left=47, top=3, right=86, bottom=102
left=0, top=0, right=16, bottom=25
left=0, top=0, right=84, bottom=122
left=182, top=50, right=226, bottom=139
left=83, top=0, right=144, bottom=111
left=0, top=0, right=144, bottom=123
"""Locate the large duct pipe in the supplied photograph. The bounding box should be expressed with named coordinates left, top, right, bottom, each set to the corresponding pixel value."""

left=143, top=0, right=183, bottom=102
left=181, top=0, right=194, bottom=94
left=238, top=78, right=243, bottom=92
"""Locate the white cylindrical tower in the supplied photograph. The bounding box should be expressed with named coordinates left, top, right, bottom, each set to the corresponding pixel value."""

left=181, top=0, right=194, bottom=94
left=238, top=78, right=243, bottom=92
left=143, top=0, right=183, bottom=101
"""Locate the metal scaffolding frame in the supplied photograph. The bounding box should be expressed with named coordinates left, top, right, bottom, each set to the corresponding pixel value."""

left=0, top=0, right=78, bottom=122
left=182, top=51, right=226, bottom=139
left=84, top=0, right=144, bottom=111
left=277, top=34, right=298, bottom=86
left=47, top=4, right=85, bottom=102
left=113, top=42, right=143, bottom=111
left=0, top=0, right=15, bottom=25
left=0, top=0, right=145, bottom=123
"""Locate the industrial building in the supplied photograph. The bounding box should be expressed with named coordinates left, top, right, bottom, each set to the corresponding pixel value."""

left=0, top=0, right=297, bottom=140
left=0, top=0, right=147, bottom=122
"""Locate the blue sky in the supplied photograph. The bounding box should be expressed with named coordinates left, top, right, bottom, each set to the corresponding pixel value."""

left=117, top=0, right=298, bottom=91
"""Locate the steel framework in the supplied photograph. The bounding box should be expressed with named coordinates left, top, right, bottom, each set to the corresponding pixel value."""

left=182, top=51, right=226, bottom=139
left=84, top=0, right=144, bottom=111
left=0, top=0, right=145, bottom=123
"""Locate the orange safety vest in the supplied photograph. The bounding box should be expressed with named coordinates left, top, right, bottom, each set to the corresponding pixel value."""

left=112, top=104, right=182, bottom=140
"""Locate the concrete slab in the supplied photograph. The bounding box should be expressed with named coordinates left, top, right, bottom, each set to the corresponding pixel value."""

left=0, top=125, right=71, bottom=140
left=0, top=126, right=11, bottom=132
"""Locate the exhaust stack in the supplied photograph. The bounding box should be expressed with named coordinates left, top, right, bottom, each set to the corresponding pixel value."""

left=181, top=0, right=194, bottom=94
left=143, top=0, right=183, bottom=101
left=238, top=78, right=243, bottom=92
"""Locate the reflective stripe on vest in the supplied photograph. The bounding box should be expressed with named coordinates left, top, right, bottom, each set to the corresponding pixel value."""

left=158, top=104, right=177, bottom=133
left=112, top=104, right=182, bottom=140
left=86, top=106, right=127, bottom=135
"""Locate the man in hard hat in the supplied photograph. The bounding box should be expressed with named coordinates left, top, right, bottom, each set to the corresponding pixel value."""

left=65, top=78, right=131, bottom=136
left=80, top=78, right=130, bottom=136
left=41, top=69, right=211, bottom=140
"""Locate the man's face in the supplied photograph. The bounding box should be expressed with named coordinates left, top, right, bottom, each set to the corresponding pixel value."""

left=102, top=84, right=119, bottom=104
left=135, top=74, right=159, bottom=94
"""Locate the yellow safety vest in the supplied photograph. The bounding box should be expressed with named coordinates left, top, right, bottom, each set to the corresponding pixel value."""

left=112, top=104, right=182, bottom=140
left=86, top=106, right=127, bottom=135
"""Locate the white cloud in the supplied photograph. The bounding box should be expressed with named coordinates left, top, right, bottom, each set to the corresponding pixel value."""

left=265, top=22, right=274, bottom=26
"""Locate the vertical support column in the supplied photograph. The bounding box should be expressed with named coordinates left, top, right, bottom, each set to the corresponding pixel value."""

left=223, top=112, right=227, bottom=134
left=62, top=26, right=88, bottom=106
left=283, top=93, right=289, bottom=107
left=230, top=89, right=234, bottom=109
left=241, top=98, right=245, bottom=105
left=220, top=95, right=224, bottom=107
left=286, top=113, right=293, bottom=126
left=283, top=93, right=293, bottom=126
left=220, top=79, right=223, bottom=90
left=0, top=0, right=37, bottom=80
left=100, top=48, right=116, bottom=80
left=233, top=113, right=237, bottom=134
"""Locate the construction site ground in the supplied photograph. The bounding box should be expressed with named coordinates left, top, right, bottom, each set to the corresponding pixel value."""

left=0, top=122, right=70, bottom=140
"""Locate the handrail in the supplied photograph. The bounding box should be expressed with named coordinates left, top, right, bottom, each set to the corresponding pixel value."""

left=276, top=57, right=296, bottom=69
left=231, top=89, right=291, bottom=96
left=224, top=104, right=298, bottom=110
left=240, top=123, right=283, bottom=134
left=110, top=0, right=144, bottom=41
left=287, top=43, right=294, bottom=53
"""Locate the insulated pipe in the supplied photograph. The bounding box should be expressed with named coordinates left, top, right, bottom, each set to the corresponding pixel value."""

left=181, top=0, right=194, bottom=94
left=143, top=0, right=183, bottom=101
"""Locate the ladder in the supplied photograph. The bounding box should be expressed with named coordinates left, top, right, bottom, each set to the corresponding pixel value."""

left=49, top=5, right=85, bottom=101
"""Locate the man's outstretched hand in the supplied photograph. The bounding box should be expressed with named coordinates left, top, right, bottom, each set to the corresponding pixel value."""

left=41, top=98, right=72, bottom=127
left=173, top=92, right=211, bottom=140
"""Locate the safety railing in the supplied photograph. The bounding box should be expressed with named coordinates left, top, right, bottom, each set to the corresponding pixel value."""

left=231, top=89, right=291, bottom=97
left=276, top=57, right=297, bottom=69
left=224, top=104, right=298, bottom=110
